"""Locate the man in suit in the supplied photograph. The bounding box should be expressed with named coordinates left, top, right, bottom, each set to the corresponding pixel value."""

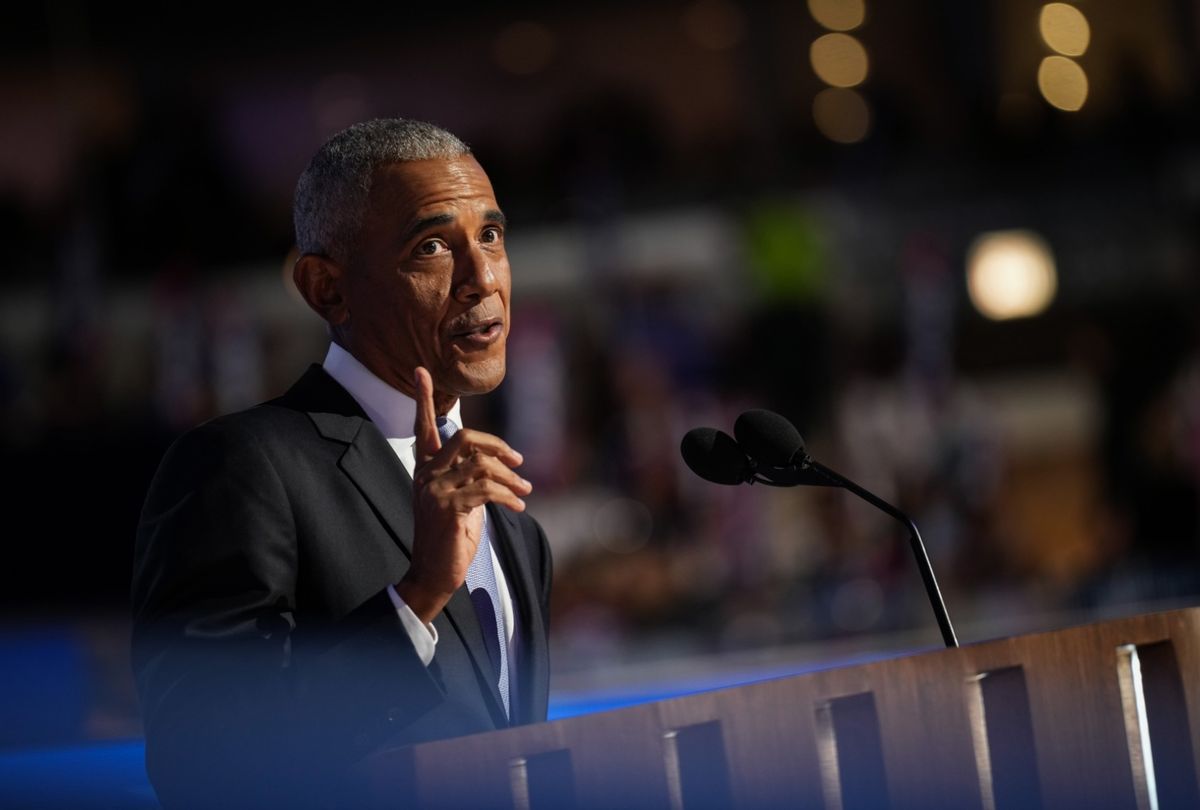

left=132, top=118, right=551, bottom=809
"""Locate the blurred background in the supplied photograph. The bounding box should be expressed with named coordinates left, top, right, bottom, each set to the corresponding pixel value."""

left=1, top=0, right=1199, bottom=802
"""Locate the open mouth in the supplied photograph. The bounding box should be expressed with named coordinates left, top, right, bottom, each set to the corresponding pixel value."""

left=449, top=320, right=504, bottom=347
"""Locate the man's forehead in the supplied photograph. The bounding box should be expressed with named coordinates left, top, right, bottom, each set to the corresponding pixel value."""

left=369, top=156, right=497, bottom=214
left=376, top=155, right=491, bottom=190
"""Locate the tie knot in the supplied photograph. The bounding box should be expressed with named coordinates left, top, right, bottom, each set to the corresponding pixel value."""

left=436, top=416, right=458, bottom=442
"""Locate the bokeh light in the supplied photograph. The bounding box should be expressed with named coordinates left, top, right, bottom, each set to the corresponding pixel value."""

left=812, top=87, right=871, bottom=143
left=493, top=21, right=558, bottom=75
left=810, top=33, right=869, bottom=88
left=1039, top=3, right=1090, bottom=57
left=967, top=230, right=1058, bottom=321
left=807, top=0, right=866, bottom=32
left=592, top=498, right=654, bottom=553
left=1037, top=55, right=1089, bottom=111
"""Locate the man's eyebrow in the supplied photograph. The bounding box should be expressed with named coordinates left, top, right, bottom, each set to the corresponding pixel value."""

left=401, top=213, right=456, bottom=245
left=400, top=210, right=507, bottom=244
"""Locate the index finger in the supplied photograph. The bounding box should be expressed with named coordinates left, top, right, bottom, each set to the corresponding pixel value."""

left=413, top=366, right=441, bottom=465
left=441, top=429, right=524, bottom=468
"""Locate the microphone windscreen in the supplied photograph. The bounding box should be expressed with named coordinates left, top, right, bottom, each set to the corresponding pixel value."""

left=680, top=428, right=751, bottom=485
left=734, top=409, right=805, bottom=467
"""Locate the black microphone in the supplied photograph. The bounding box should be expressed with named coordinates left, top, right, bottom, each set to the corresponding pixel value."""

left=733, top=409, right=959, bottom=648
left=680, top=427, right=754, bottom=486
left=734, top=409, right=804, bottom=467
left=731, top=410, right=831, bottom=487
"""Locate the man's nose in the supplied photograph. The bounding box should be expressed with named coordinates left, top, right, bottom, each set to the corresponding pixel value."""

left=454, top=244, right=500, bottom=302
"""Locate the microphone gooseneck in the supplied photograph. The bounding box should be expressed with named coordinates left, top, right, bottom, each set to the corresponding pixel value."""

left=680, top=410, right=959, bottom=648
left=799, top=456, right=958, bottom=648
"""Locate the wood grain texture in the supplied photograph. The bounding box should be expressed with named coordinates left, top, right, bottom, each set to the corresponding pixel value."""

left=361, top=608, right=1200, bottom=810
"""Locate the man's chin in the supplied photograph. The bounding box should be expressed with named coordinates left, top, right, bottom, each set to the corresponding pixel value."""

left=442, top=357, right=506, bottom=397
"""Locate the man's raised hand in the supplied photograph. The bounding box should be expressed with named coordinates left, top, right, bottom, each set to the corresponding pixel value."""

left=396, top=367, right=532, bottom=623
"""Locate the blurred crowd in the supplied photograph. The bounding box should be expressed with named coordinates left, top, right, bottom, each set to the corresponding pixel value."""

left=2, top=0, right=1199, bottom=748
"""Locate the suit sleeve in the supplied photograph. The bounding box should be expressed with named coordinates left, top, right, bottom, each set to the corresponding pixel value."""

left=131, top=418, right=442, bottom=809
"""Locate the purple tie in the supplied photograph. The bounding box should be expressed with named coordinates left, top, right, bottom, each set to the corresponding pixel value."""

left=437, top=416, right=510, bottom=718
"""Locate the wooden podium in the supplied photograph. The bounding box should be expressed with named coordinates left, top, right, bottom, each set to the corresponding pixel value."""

left=361, top=608, right=1200, bottom=809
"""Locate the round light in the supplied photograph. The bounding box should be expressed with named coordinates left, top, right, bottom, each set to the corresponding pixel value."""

left=1037, top=55, right=1088, bottom=111
left=592, top=498, right=653, bottom=553
left=810, top=33, right=869, bottom=88
left=493, top=21, right=557, bottom=75
left=807, top=0, right=866, bottom=32
left=967, top=230, right=1058, bottom=321
left=1039, top=3, right=1090, bottom=57
left=813, top=87, right=871, bottom=143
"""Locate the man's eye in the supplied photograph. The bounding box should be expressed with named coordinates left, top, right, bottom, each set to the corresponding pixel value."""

left=416, top=239, right=446, bottom=256
left=481, top=227, right=503, bottom=243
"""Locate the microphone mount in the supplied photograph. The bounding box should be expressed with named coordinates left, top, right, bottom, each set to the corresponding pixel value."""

left=747, top=454, right=839, bottom=488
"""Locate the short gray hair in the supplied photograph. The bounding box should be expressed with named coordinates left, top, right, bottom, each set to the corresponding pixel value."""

left=293, top=118, right=470, bottom=261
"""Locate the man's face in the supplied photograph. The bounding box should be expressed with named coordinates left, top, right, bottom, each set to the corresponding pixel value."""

left=340, top=155, right=511, bottom=404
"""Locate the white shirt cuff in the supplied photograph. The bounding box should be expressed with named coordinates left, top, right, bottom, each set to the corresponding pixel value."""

left=386, top=584, right=438, bottom=666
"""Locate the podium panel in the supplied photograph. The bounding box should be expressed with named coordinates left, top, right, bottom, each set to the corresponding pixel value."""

left=361, top=608, right=1200, bottom=810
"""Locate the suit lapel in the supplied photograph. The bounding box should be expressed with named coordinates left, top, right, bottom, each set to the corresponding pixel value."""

left=337, top=430, right=415, bottom=557
left=286, top=365, right=509, bottom=726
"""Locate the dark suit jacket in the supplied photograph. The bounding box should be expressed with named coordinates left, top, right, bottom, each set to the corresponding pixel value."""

left=132, top=365, right=552, bottom=809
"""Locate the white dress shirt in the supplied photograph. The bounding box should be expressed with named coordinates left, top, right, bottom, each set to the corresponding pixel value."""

left=322, top=343, right=516, bottom=670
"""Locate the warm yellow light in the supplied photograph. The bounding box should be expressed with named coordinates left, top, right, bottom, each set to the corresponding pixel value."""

left=282, top=247, right=304, bottom=304
left=1037, top=55, right=1088, bottom=111
left=813, top=87, right=871, bottom=143
left=967, top=230, right=1057, bottom=321
left=1039, top=3, right=1090, bottom=57
left=682, top=0, right=746, bottom=50
left=810, top=33, right=869, bottom=88
left=807, top=0, right=865, bottom=32
left=493, top=21, right=557, bottom=75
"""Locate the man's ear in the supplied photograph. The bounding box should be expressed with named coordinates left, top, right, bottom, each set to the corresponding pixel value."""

left=293, top=253, right=349, bottom=327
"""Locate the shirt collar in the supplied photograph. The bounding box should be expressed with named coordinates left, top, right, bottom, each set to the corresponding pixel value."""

left=322, top=342, right=461, bottom=440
